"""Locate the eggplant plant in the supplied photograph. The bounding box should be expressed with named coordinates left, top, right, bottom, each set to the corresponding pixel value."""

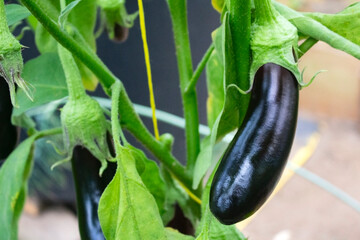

left=0, top=0, right=359, bottom=239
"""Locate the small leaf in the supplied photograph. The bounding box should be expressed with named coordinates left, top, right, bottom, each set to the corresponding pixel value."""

left=304, top=2, right=360, bottom=46
left=5, top=4, right=31, bottom=26
left=206, top=50, right=224, bottom=129
left=0, top=135, right=37, bottom=240
left=58, top=0, right=81, bottom=28
left=274, top=1, right=360, bottom=60
left=12, top=53, right=68, bottom=127
left=98, top=146, right=166, bottom=240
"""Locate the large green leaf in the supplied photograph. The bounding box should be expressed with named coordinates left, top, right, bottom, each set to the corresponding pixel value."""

left=0, top=135, right=37, bottom=240
left=12, top=53, right=67, bottom=128
left=273, top=1, right=360, bottom=59
left=128, top=146, right=167, bottom=222
left=5, top=4, right=31, bottom=26
left=98, top=146, right=166, bottom=240
left=304, top=2, right=360, bottom=46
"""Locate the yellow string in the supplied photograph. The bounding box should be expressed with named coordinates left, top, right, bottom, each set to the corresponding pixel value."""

left=137, top=0, right=160, bottom=140
left=171, top=173, right=202, bottom=205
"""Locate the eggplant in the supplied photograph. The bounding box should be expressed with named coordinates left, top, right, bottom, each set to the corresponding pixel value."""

left=0, top=77, right=17, bottom=160
left=71, top=145, right=117, bottom=239
left=210, top=63, right=299, bottom=225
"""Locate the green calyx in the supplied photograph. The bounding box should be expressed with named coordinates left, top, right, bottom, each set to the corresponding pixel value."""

left=0, top=16, right=32, bottom=107
left=57, top=44, right=111, bottom=175
left=97, top=0, right=138, bottom=42
left=61, top=95, right=111, bottom=176
left=250, top=0, right=301, bottom=88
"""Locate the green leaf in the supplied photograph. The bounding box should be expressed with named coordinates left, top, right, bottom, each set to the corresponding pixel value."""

left=5, top=4, right=31, bottom=26
left=12, top=53, right=67, bottom=127
left=195, top=179, right=246, bottom=240
left=98, top=146, right=166, bottom=240
left=0, top=135, right=37, bottom=240
left=273, top=1, right=360, bottom=59
left=58, top=0, right=81, bottom=28
left=165, top=227, right=195, bottom=240
left=33, top=0, right=99, bottom=90
left=162, top=168, right=201, bottom=227
left=206, top=50, right=224, bottom=129
left=304, top=2, right=360, bottom=46
left=68, top=0, right=98, bottom=90
left=193, top=14, right=250, bottom=189
left=128, top=146, right=167, bottom=221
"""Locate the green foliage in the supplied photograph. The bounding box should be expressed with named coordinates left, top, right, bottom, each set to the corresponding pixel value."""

left=3, top=0, right=360, bottom=239
left=5, top=4, right=30, bottom=26
left=12, top=53, right=67, bottom=128
left=274, top=1, right=360, bottom=60
left=165, top=228, right=195, bottom=240
left=304, top=2, right=360, bottom=46
left=98, top=146, right=167, bottom=240
left=0, top=135, right=36, bottom=240
left=193, top=14, right=250, bottom=189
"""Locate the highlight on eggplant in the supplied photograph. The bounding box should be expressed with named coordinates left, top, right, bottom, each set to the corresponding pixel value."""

left=209, top=63, right=299, bottom=225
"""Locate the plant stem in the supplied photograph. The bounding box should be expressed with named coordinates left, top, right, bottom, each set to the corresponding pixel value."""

left=185, top=43, right=214, bottom=94
left=57, top=44, right=86, bottom=100
left=0, top=0, right=8, bottom=31
left=299, top=37, right=318, bottom=58
left=226, top=0, right=251, bottom=90
left=35, top=127, right=62, bottom=140
left=111, top=81, right=123, bottom=155
left=20, top=0, right=196, bottom=195
left=254, top=0, right=276, bottom=23
left=166, top=0, right=200, bottom=173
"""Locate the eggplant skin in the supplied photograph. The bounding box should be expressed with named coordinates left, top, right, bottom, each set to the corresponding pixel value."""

left=210, top=63, right=299, bottom=225
left=0, top=77, right=17, bottom=160
left=71, top=145, right=116, bottom=240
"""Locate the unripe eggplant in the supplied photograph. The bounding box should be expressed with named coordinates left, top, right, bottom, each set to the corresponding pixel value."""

left=210, top=63, right=299, bottom=225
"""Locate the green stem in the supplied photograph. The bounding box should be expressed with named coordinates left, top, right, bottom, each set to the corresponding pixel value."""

left=111, top=81, right=123, bottom=154
left=226, top=0, right=251, bottom=89
left=299, top=37, right=318, bottom=58
left=20, top=0, right=196, bottom=195
left=185, top=43, right=214, bottom=94
left=254, top=0, right=276, bottom=23
left=34, top=127, right=62, bottom=140
left=166, top=0, right=200, bottom=172
left=0, top=0, right=8, bottom=31
left=57, top=44, right=86, bottom=100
